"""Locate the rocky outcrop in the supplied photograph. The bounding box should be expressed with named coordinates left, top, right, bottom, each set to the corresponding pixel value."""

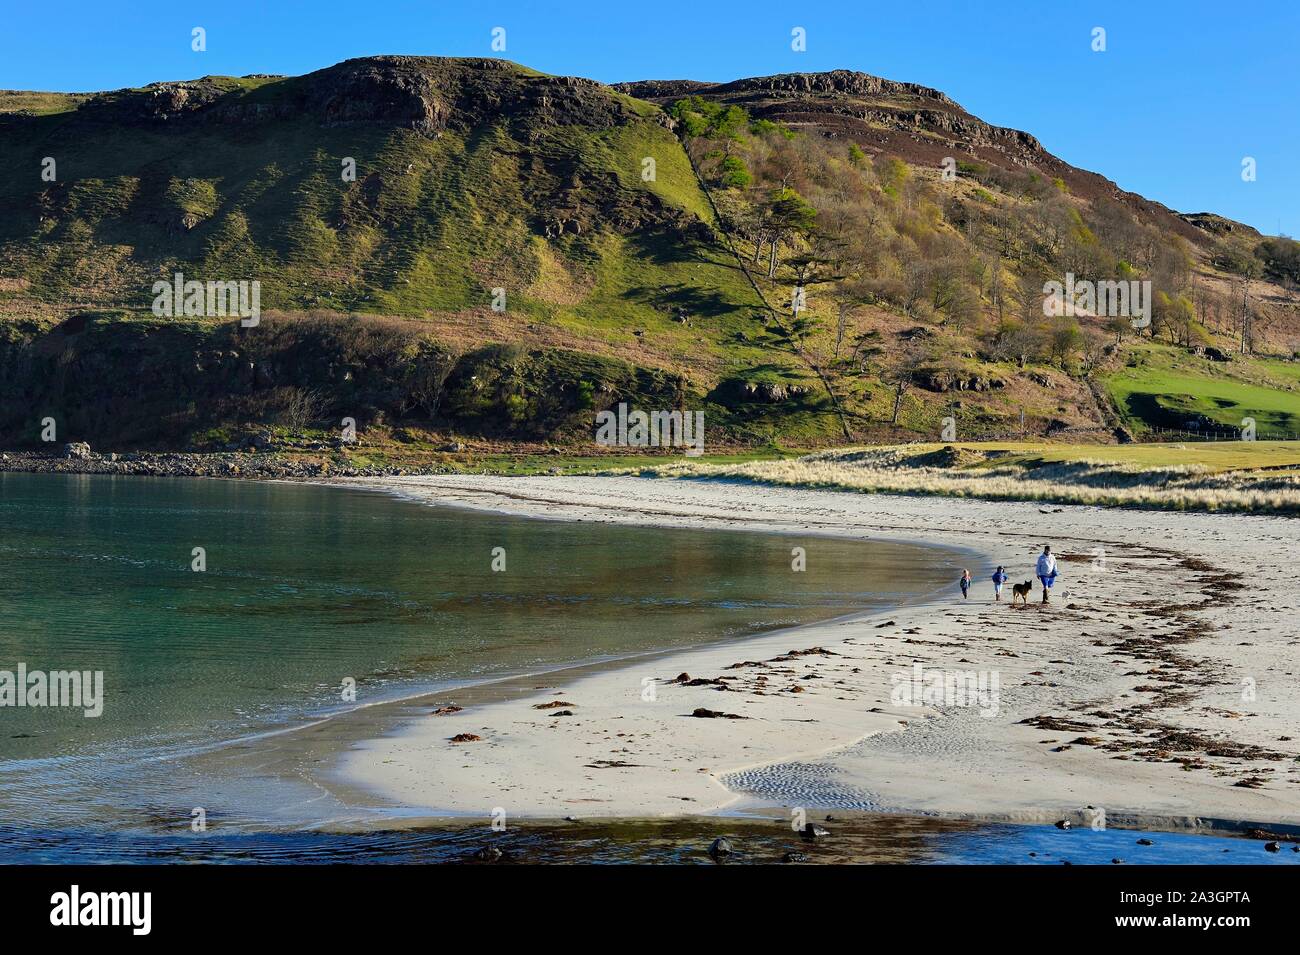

left=1180, top=212, right=1262, bottom=239
left=915, top=368, right=1005, bottom=393
left=618, top=69, right=955, bottom=108
left=73, top=57, right=646, bottom=138
left=742, top=380, right=811, bottom=403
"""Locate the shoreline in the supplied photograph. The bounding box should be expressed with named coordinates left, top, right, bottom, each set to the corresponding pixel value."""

left=9, top=467, right=1300, bottom=839
left=289, top=474, right=1300, bottom=834
left=183, top=514, right=966, bottom=829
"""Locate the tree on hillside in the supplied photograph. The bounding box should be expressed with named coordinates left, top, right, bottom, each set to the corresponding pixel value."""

left=760, top=188, right=817, bottom=278
left=874, top=155, right=910, bottom=198
left=1103, top=313, right=1132, bottom=348
left=1254, top=236, right=1300, bottom=286
left=1213, top=241, right=1263, bottom=279
left=881, top=341, right=929, bottom=426
left=1013, top=269, right=1049, bottom=326
left=989, top=317, right=1041, bottom=368
left=1047, top=320, right=1084, bottom=369
left=670, top=97, right=748, bottom=145
left=1152, top=291, right=1202, bottom=347
left=717, top=155, right=751, bottom=189
left=1079, top=328, right=1109, bottom=376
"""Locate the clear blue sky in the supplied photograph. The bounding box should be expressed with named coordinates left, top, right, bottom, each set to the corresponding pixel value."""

left=3, top=0, right=1296, bottom=236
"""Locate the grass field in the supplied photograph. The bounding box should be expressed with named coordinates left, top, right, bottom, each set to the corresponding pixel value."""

left=937, top=440, right=1300, bottom=473
left=643, top=440, right=1300, bottom=512
left=1102, top=343, right=1300, bottom=438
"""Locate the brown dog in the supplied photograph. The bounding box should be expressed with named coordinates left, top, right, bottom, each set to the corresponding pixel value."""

left=1011, top=580, right=1034, bottom=605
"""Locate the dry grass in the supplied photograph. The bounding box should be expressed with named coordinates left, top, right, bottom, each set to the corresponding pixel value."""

left=638, top=444, right=1300, bottom=513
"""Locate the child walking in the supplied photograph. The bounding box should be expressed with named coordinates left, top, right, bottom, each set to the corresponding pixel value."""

left=992, top=565, right=1008, bottom=601
left=959, top=569, right=971, bottom=599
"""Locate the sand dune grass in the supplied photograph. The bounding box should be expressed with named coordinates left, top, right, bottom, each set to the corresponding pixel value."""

left=641, top=444, right=1300, bottom=513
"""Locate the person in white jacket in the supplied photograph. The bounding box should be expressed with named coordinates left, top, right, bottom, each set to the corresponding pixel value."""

left=1036, top=546, right=1058, bottom=603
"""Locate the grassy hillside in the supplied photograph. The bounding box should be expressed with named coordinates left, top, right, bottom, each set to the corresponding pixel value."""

left=2, top=56, right=1299, bottom=453
left=0, top=58, right=843, bottom=447
left=1, top=60, right=727, bottom=317
left=1103, top=343, right=1300, bottom=439
left=634, top=76, right=1300, bottom=447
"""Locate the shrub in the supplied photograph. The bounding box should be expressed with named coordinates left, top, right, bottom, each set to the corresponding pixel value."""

left=718, top=156, right=751, bottom=189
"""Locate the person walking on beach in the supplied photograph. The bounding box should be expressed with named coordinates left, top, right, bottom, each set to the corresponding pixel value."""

left=1036, top=546, right=1058, bottom=604
left=992, top=565, right=1008, bottom=601
left=959, top=569, right=971, bottom=599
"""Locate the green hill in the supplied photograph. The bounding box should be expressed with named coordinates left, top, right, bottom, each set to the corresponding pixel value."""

left=2, top=56, right=1298, bottom=452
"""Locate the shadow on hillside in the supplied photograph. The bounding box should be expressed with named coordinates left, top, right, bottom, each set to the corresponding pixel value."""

left=623, top=282, right=733, bottom=318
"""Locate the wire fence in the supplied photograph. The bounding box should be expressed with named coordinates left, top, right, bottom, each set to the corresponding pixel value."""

left=1138, top=425, right=1300, bottom=443
left=904, top=425, right=1300, bottom=444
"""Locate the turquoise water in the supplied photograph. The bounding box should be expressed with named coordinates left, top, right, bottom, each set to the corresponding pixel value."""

left=0, top=472, right=956, bottom=836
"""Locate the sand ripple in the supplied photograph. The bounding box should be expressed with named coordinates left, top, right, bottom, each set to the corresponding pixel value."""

left=721, top=761, right=884, bottom=811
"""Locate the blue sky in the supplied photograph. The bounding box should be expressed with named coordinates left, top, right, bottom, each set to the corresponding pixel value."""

left=3, top=1, right=1296, bottom=235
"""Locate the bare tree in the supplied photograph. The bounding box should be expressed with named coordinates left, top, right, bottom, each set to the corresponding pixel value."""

left=276, top=387, right=328, bottom=431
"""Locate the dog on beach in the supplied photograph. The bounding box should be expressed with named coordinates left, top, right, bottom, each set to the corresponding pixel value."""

left=1011, top=580, right=1034, bottom=605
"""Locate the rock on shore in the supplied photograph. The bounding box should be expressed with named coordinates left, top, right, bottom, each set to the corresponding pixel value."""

left=0, top=449, right=426, bottom=480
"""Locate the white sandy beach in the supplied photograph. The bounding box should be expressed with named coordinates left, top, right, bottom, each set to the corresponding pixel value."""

left=331, top=475, right=1300, bottom=831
